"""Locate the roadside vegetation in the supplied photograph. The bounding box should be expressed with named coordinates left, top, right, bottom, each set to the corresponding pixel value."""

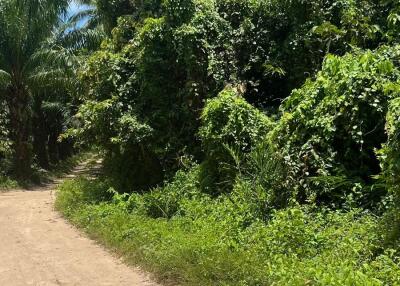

left=57, top=175, right=400, bottom=285
left=1, top=0, right=400, bottom=284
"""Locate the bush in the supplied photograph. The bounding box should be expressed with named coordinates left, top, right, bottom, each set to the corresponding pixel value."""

left=268, top=45, right=400, bottom=208
left=55, top=178, right=113, bottom=217
left=73, top=0, right=396, bottom=194
left=140, top=166, right=203, bottom=218
left=199, top=88, right=273, bottom=193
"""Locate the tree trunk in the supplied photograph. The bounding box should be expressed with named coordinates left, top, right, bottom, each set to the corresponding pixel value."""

left=6, top=86, right=32, bottom=179
left=58, top=138, right=74, bottom=161
left=32, top=96, right=49, bottom=169
left=48, top=131, right=59, bottom=164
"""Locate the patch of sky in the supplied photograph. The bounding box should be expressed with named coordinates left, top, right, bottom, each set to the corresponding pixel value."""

left=64, top=0, right=93, bottom=29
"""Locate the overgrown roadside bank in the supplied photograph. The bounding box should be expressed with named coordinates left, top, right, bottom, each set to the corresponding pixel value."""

left=56, top=174, right=400, bottom=286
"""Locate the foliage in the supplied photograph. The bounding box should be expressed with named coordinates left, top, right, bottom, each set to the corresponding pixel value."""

left=55, top=177, right=113, bottom=216
left=385, top=0, right=400, bottom=43
left=73, top=1, right=229, bottom=189
left=200, top=88, right=272, bottom=158
left=72, top=0, right=399, bottom=195
left=72, top=47, right=162, bottom=190
left=131, top=166, right=203, bottom=218
left=77, top=0, right=162, bottom=33
left=379, top=96, right=400, bottom=247
left=199, top=88, right=273, bottom=192
left=56, top=177, right=400, bottom=286
left=267, top=45, right=400, bottom=208
left=212, top=0, right=390, bottom=107
left=0, top=0, right=99, bottom=179
left=44, top=2, right=400, bottom=285
left=0, top=176, right=19, bottom=190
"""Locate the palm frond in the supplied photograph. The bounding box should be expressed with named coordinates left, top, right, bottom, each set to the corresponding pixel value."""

left=67, top=27, right=105, bottom=50
left=67, top=7, right=96, bottom=27
left=0, top=69, right=11, bottom=96
left=0, top=69, right=11, bottom=85
left=28, top=67, right=73, bottom=92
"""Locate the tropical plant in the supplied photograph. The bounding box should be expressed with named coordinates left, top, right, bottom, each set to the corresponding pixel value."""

left=0, top=0, right=74, bottom=177
left=0, top=0, right=105, bottom=178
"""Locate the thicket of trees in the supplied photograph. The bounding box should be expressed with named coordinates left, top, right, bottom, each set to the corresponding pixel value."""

left=70, top=0, right=400, bottom=202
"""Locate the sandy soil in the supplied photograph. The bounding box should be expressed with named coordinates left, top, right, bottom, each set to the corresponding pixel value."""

left=0, top=163, right=160, bottom=286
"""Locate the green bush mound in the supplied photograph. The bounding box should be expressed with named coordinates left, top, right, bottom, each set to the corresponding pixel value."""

left=199, top=88, right=273, bottom=193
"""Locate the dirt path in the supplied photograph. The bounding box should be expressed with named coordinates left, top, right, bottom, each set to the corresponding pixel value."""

left=0, top=162, right=160, bottom=286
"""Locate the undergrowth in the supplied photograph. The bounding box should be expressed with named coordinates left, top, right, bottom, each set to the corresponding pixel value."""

left=56, top=174, right=400, bottom=286
left=0, top=152, right=92, bottom=190
left=0, top=176, right=19, bottom=190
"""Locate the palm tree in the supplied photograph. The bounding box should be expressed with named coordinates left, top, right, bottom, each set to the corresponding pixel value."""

left=75, top=0, right=137, bottom=34
left=0, top=0, right=75, bottom=178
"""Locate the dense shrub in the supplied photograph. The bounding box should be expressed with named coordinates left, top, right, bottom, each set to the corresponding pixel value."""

left=199, top=88, right=273, bottom=192
left=73, top=0, right=233, bottom=190
left=55, top=177, right=113, bottom=216
left=268, top=46, right=400, bottom=208
left=138, top=166, right=203, bottom=218
left=214, top=0, right=391, bottom=107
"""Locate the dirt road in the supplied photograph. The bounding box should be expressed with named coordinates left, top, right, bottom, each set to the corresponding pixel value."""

left=0, top=164, right=159, bottom=286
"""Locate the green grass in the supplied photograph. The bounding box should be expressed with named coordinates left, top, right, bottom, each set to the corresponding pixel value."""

left=42, top=152, right=95, bottom=180
left=0, top=175, right=19, bottom=190
left=56, top=177, right=400, bottom=286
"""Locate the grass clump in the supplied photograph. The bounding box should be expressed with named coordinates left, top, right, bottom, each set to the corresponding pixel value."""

left=0, top=175, right=19, bottom=190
